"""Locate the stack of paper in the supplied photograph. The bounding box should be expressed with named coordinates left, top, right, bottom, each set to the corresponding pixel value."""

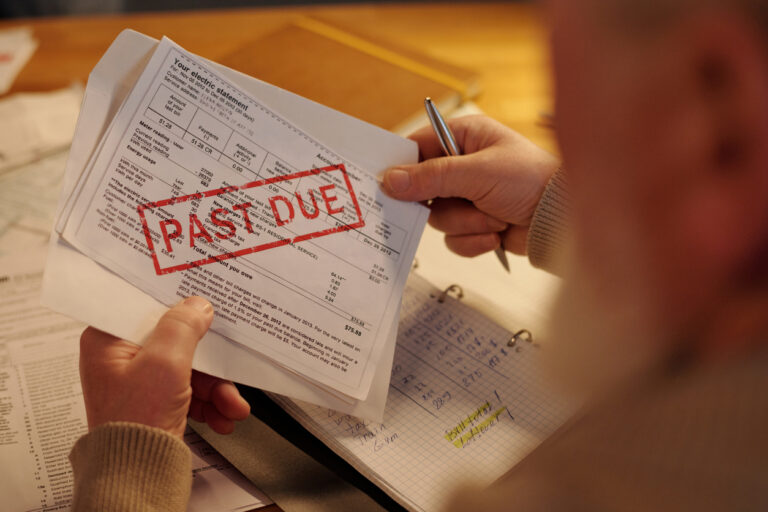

left=0, top=87, right=83, bottom=256
left=43, top=30, right=429, bottom=420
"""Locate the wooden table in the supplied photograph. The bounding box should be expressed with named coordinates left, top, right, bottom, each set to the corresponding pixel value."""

left=0, top=4, right=555, bottom=511
left=0, top=2, right=555, bottom=153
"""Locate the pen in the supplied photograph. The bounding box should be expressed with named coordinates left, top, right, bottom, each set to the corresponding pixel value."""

left=424, top=97, right=511, bottom=273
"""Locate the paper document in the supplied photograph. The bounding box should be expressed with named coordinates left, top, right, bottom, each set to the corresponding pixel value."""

left=0, top=252, right=271, bottom=511
left=0, top=87, right=82, bottom=257
left=42, top=30, right=423, bottom=420
left=273, top=273, right=574, bottom=512
left=0, top=151, right=70, bottom=257
left=55, top=35, right=427, bottom=401
left=0, top=86, right=82, bottom=175
left=185, top=427, right=272, bottom=512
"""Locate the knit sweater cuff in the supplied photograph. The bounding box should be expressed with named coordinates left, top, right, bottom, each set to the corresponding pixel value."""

left=69, top=422, right=192, bottom=512
left=526, top=168, right=571, bottom=274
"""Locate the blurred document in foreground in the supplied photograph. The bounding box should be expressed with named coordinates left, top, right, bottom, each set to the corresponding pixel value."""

left=0, top=252, right=271, bottom=512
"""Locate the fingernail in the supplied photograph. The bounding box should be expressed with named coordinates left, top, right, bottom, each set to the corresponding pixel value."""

left=384, top=168, right=411, bottom=194
left=184, top=296, right=213, bottom=314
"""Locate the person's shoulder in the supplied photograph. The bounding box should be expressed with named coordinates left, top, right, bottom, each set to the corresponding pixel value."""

left=480, top=348, right=768, bottom=511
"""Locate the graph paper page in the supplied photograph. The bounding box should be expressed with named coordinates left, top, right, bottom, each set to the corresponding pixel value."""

left=274, top=272, right=574, bottom=512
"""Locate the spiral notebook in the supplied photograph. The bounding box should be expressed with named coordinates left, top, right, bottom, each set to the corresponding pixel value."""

left=271, top=271, right=573, bottom=512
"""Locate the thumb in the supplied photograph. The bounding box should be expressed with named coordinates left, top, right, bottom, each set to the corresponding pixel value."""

left=141, top=296, right=214, bottom=368
left=380, top=153, right=496, bottom=203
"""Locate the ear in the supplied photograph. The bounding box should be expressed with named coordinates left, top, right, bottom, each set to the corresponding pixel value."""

left=666, top=9, right=768, bottom=285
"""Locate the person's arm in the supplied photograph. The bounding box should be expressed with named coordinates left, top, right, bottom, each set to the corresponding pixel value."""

left=70, top=297, right=250, bottom=512
left=380, top=115, right=570, bottom=274
left=525, top=168, right=571, bottom=273
left=70, top=422, right=192, bottom=512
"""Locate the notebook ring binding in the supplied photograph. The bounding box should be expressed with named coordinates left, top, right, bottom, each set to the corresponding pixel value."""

left=431, top=284, right=463, bottom=303
left=508, top=329, right=533, bottom=347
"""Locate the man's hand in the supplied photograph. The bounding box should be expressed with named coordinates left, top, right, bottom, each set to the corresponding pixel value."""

left=79, top=297, right=250, bottom=438
left=380, top=115, right=559, bottom=257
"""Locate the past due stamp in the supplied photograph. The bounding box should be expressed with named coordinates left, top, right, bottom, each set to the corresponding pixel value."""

left=137, top=163, right=364, bottom=275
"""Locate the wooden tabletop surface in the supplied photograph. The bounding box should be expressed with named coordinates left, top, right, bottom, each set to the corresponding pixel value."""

left=0, top=3, right=554, bottom=511
left=0, top=2, right=555, bottom=153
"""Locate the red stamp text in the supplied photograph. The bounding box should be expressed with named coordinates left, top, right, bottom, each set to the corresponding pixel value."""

left=137, top=163, right=364, bottom=275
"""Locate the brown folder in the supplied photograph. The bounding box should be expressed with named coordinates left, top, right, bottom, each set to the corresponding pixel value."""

left=219, top=17, right=481, bottom=134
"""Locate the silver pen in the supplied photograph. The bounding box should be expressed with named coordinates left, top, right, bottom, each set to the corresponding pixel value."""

left=424, top=97, right=511, bottom=273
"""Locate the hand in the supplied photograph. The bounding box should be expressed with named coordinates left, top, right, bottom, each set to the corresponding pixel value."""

left=381, top=115, right=559, bottom=257
left=79, top=297, right=250, bottom=438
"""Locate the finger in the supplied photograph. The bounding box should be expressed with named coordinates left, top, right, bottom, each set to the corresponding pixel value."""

left=380, top=152, right=497, bottom=203
left=502, top=225, right=531, bottom=256
left=192, top=372, right=250, bottom=420
left=141, top=297, right=214, bottom=366
left=429, top=198, right=508, bottom=235
left=210, top=380, right=250, bottom=421
left=190, top=370, right=219, bottom=402
left=384, top=116, right=509, bottom=203
left=203, top=402, right=236, bottom=435
left=444, top=232, right=501, bottom=257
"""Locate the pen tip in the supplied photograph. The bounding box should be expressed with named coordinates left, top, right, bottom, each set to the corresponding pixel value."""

left=425, top=96, right=432, bottom=104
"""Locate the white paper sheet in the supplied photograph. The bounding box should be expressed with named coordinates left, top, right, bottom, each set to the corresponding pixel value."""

left=57, top=37, right=427, bottom=400
left=185, top=427, right=272, bottom=512
left=0, top=86, right=82, bottom=175
left=42, top=30, right=426, bottom=420
left=0, top=150, right=69, bottom=257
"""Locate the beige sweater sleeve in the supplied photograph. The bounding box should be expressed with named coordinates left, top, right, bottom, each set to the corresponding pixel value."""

left=69, top=422, right=192, bottom=512
left=526, top=168, right=571, bottom=274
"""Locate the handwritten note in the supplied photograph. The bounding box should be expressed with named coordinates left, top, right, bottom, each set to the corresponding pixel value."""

left=273, top=272, right=574, bottom=512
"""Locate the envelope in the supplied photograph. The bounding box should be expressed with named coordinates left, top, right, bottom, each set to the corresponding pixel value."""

left=42, top=30, right=417, bottom=421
